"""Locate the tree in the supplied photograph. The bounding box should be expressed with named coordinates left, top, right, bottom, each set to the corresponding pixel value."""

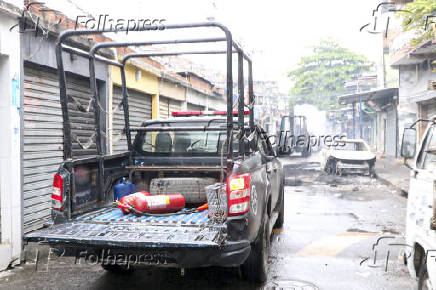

left=288, top=39, right=373, bottom=110
left=399, top=0, right=436, bottom=71
left=399, top=0, right=436, bottom=47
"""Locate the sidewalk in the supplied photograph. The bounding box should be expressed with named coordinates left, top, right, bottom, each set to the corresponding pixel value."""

left=375, top=156, right=410, bottom=196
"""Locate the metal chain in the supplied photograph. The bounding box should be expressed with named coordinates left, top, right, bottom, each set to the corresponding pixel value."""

left=68, top=95, right=93, bottom=113
left=245, top=100, right=255, bottom=110
left=71, top=132, right=95, bottom=150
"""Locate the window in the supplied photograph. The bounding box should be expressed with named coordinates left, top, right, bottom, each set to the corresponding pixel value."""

left=421, top=125, right=436, bottom=170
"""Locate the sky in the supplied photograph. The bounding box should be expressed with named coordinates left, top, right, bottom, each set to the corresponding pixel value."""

left=45, top=0, right=383, bottom=93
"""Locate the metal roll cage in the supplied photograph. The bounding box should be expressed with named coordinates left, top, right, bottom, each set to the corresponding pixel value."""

left=56, top=22, right=255, bottom=180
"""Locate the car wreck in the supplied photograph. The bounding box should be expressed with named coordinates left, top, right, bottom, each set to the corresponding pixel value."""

left=320, top=139, right=376, bottom=177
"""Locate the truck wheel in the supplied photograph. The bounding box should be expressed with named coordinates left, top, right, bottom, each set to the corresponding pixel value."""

left=418, top=257, right=433, bottom=290
left=241, top=213, right=270, bottom=283
left=274, top=185, right=284, bottom=229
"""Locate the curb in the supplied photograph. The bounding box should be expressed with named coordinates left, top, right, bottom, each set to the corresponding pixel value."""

left=375, top=173, right=408, bottom=198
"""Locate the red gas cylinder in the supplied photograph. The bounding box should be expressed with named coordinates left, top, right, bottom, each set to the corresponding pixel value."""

left=132, top=193, right=185, bottom=214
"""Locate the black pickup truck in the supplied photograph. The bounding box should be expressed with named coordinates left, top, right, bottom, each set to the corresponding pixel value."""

left=23, top=23, right=284, bottom=283
left=24, top=114, right=284, bottom=282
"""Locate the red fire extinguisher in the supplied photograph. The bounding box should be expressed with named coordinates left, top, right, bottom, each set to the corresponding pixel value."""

left=117, top=191, right=150, bottom=214
left=131, top=193, right=185, bottom=214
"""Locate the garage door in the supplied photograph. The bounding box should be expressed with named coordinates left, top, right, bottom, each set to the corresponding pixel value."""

left=112, top=87, right=152, bottom=153
left=160, top=96, right=181, bottom=119
left=23, top=66, right=96, bottom=233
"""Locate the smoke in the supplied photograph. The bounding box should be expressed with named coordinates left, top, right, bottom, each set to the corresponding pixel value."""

left=294, top=104, right=327, bottom=136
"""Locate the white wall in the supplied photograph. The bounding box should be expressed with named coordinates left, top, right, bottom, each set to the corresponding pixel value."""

left=0, top=11, right=22, bottom=270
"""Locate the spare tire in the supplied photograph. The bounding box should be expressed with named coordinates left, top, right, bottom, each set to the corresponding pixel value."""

left=150, top=177, right=216, bottom=204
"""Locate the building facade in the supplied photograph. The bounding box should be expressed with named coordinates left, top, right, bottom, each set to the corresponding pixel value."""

left=0, top=1, right=22, bottom=270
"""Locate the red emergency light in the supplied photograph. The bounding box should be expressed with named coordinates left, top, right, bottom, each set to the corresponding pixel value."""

left=172, top=110, right=249, bottom=117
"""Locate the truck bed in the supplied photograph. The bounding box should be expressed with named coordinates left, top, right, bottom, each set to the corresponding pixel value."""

left=24, top=208, right=225, bottom=249
left=75, top=207, right=210, bottom=226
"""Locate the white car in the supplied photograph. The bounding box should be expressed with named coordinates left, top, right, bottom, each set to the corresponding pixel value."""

left=320, top=139, right=376, bottom=177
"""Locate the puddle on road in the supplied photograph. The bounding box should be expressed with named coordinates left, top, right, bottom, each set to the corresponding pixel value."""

left=262, top=279, right=319, bottom=290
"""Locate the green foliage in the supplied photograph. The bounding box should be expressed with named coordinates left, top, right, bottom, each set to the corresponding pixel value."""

left=399, top=0, right=436, bottom=47
left=288, top=39, right=373, bottom=110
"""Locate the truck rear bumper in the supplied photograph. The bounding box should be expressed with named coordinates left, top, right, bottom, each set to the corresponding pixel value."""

left=24, top=221, right=251, bottom=268
left=44, top=240, right=251, bottom=268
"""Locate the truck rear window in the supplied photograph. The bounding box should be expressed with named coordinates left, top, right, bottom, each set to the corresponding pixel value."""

left=134, top=121, right=240, bottom=155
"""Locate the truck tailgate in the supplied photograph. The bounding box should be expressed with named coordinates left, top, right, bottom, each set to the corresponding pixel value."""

left=24, top=209, right=224, bottom=248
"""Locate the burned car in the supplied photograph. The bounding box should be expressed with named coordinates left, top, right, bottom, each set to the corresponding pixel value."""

left=320, top=139, right=376, bottom=177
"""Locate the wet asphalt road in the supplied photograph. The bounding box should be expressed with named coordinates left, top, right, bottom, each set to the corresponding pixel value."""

left=1, top=154, right=415, bottom=289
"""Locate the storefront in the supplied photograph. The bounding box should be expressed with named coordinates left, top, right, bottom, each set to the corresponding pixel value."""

left=159, top=79, right=186, bottom=119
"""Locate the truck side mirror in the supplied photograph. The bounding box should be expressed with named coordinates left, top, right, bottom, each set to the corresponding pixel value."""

left=401, top=128, right=417, bottom=159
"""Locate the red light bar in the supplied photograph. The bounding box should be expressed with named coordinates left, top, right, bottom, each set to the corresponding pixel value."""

left=172, top=110, right=249, bottom=117
left=172, top=111, right=203, bottom=116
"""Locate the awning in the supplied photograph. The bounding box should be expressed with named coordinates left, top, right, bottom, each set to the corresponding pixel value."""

left=408, top=90, right=436, bottom=104
left=338, top=88, right=399, bottom=105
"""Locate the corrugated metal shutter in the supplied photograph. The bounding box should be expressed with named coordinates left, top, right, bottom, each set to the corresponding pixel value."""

left=386, top=106, right=397, bottom=157
left=160, top=97, right=169, bottom=119
left=68, top=76, right=97, bottom=158
left=112, top=87, right=152, bottom=153
left=169, top=99, right=181, bottom=117
left=23, top=66, right=95, bottom=233
left=160, top=96, right=181, bottom=119
left=23, top=67, right=63, bottom=233
left=187, top=103, right=205, bottom=111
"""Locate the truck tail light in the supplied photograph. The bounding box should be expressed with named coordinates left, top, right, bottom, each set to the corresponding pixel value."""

left=52, top=173, right=64, bottom=211
left=227, top=173, right=251, bottom=216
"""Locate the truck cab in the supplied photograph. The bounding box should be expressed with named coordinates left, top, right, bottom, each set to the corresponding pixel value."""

left=401, top=116, right=436, bottom=290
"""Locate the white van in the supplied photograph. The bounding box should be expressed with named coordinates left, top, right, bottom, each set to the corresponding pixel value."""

left=401, top=116, right=436, bottom=290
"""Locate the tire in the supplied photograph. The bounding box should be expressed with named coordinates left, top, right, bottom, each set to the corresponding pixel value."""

left=274, top=184, right=284, bottom=229
left=326, top=161, right=332, bottom=174
left=418, top=256, right=434, bottom=290
left=369, top=166, right=376, bottom=178
left=326, top=160, right=336, bottom=175
left=241, top=213, right=270, bottom=283
left=149, top=177, right=216, bottom=203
